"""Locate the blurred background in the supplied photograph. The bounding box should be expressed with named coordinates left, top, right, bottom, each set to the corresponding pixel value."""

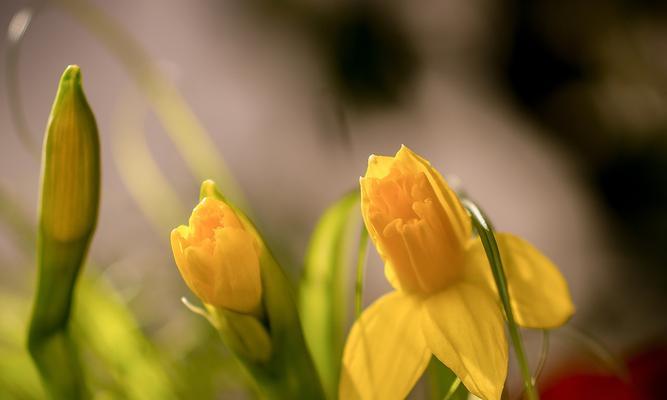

left=1, top=0, right=665, bottom=398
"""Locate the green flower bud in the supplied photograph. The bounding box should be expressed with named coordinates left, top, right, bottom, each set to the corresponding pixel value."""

left=28, top=65, right=100, bottom=400
left=39, top=65, right=100, bottom=242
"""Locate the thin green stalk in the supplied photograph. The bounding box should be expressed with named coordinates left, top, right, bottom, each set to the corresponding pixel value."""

left=560, top=326, right=628, bottom=379
left=0, top=185, right=34, bottom=255
left=443, top=377, right=461, bottom=400
left=111, top=88, right=187, bottom=234
left=534, top=331, right=550, bottom=383
left=462, top=199, right=538, bottom=400
left=55, top=0, right=248, bottom=210
left=354, top=226, right=369, bottom=319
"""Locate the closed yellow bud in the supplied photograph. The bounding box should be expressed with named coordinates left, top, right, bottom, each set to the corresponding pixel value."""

left=171, top=197, right=262, bottom=314
left=360, top=145, right=471, bottom=294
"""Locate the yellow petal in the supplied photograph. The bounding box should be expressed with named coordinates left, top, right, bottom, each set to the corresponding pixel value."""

left=211, top=227, right=262, bottom=314
left=383, top=262, right=401, bottom=291
left=183, top=245, right=217, bottom=305
left=463, top=233, right=575, bottom=329
left=421, top=283, right=507, bottom=400
left=365, top=155, right=396, bottom=179
left=170, top=226, right=189, bottom=275
left=171, top=226, right=213, bottom=302
left=340, top=291, right=430, bottom=400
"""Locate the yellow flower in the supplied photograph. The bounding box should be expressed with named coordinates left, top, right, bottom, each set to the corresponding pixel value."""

left=171, top=196, right=262, bottom=315
left=340, top=146, right=574, bottom=400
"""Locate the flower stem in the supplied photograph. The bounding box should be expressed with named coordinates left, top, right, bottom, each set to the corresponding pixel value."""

left=462, top=200, right=539, bottom=400
left=354, top=226, right=369, bottom=319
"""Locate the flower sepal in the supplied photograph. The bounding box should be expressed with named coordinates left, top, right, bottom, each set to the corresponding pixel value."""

left=206, top=305, right=272, bottom=364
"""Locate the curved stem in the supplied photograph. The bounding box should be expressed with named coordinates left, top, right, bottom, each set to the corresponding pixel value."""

left=442, top=377, right=461, bottom=400
left=462, top=199, right=539, bottom=400
left=533, top=330, right=550, bottom=384
left=55, top=0, right=248, bottom=210
left=560, top=326, right=628, bottom=379
left=5, top=5, right=43, bottom=158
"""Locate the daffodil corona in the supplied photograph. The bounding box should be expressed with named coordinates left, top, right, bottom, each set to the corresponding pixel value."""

left=171, top=196, right=262, bottom=315
left=340, top=146, right=575, bottom=400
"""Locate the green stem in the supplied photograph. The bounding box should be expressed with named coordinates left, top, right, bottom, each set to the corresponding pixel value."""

left=28, top=236, right=89, bottom=399
left=533, top=331, right=550, bottom=384
left=354, top=226, right=369, bottom=319
left=443, top=377, right=461, bottom=400
left=462, top=200, right=539, bottom=400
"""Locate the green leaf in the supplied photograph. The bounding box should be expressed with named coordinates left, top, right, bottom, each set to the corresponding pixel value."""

left=299, top=191, right=361, bottom=399
left=0, top=293, right=44, bottom=400
left=72, top=277, right=181, bottom=400
left=427, top=358, right=469, bottom=400
left=462, top=199, right=539, bottom=400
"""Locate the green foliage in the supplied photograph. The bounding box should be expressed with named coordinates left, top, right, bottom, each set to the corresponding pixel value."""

left=300, top=191, right=361, bottom=399
left=0, top=294, right=44, bottom=400
left=73, top=278, right=180, bottom=400
left=427, top=358, right=468, bottom=400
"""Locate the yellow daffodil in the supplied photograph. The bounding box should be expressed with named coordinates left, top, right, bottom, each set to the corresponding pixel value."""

left=171, top=196, right=262, bottom=315
left=340, top=145, right=574, bottom=400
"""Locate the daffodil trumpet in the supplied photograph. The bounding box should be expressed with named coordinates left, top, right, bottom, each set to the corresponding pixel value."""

left=172, top=180, right=326, bottom=400
left=340, top=146, right=574, bottom=400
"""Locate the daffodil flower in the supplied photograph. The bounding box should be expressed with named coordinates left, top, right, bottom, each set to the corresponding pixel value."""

left=340, top=146, right=574, bottom=400
left=171, top=181, right=327, bottom=399
left=171, top=196, right=262, bottom=315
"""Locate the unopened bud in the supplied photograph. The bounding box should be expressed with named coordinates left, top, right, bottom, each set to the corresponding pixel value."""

left=39, top=65, right=100, bottom=242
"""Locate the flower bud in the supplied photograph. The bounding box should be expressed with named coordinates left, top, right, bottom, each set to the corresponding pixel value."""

left=174, top=180, right=326, bottom=399
left=28, top=65, right=100, bottom=399
left=39, top=65, right=100, bottom=242
left=171, top=196, right=262, bottom=315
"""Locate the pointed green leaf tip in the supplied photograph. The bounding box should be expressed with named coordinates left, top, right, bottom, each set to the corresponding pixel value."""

left=39, top=65, right=100, bottom=242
